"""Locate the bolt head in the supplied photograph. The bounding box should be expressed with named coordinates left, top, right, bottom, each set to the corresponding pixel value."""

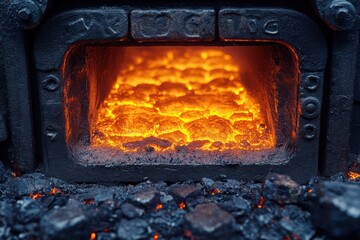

left=306, top=103, right=317, bottom=114
left=336, top=8, right=349, bottom=21
left=18, top=8, right=31, bottom=21
left=328, top=1, right=356, bottom=30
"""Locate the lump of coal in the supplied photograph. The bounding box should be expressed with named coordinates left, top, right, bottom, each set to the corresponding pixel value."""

left=221, top=196, right=251, bottom=218
left=17, top=199, right=45, bottom=224
left=0, top=201, right=14, bottom=239
left=169, top=184, right=201, bottom=202
left=262, top=172, right=301, bottom=204
left=7, top=173, right=51, bottom=198
left=279, top=205, right=315, bottom=240
left=117, top=219, right=151, bottom=240
left=130, top=187, right=160, bottom=210
left=201, top=178, right=215, bottom=190
left=310, top=181, right=360, bottom=238
left=121, top=203, right=144, bottom=219
left=149, top=210, right=185, bottom=237
left=40, top=200, right=91, bottom=240
left=185, top=203, right=234, bottom=239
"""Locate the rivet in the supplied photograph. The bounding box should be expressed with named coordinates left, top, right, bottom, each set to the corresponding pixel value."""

left=304, top=75, right=320, bottom=91
left=45, top=127, right=57, bottom=141
left=42, top=75, right=60, bottom=91
left=301, top=97, right=320, bottom=119
left=305, top=103, right=317, bottom=114
left=328, top=0, right=356, bottom=30
left=336, top=8, right=349, bottom=22
left=18, top=8, right=31, bottom=21
left=300, top=124, right=317, bottom=140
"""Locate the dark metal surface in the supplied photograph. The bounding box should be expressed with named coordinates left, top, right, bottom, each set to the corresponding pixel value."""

left=0, top=0, right=48, bottom=173
left=322, top=31, right=360, bottom=176
left=34, top=7, right=327, bottom=183
left=315, top=0, right=360, bottom=31
left=131, top=9, right=215, bottom=41
left=0, top=1, right=359, bottom=182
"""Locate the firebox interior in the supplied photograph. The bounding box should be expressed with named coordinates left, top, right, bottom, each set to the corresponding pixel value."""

left=64, top=44, right=299, bottom=165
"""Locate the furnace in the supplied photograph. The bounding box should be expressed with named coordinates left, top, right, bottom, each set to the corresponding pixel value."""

left=1, top=0, right=359, bottom=183
left=33, top=6, right=326, bottom=182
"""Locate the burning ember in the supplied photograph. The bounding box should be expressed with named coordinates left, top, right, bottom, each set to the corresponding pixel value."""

left=153, top=233, right=160, bottom=240
left=257, top=196, right=266, bottom=208
left=210, top=188, right=221, bottom=196
left=50, top=187, right=61, bottom=195
left=29, top=193, right=42, bottom=199
left=178, top=202, right=186, bottom=209
left=90, top=232, right=96, bottom=240
left=155, top=203, right=163, bottom=210
left=347, top=171, right=360, bottom=181
left=91, top=47, right=275, bottom=152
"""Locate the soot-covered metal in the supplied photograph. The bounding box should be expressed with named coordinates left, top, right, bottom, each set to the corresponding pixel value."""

left=0, top=0, right=360, bottom=183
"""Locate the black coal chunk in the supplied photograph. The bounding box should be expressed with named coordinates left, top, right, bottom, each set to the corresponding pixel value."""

left=149, top=210, right=185, bottom=237
left=130, top=187, right=160, bottom=210
left=262, top=172, right=301, bottom=204
left=17, top=199, right=45, bottom=223
left=185, top=202, right=234, bottom=239
left=220, top=196, right=251, bottom=220
left=7, top=173, right=51, bottom=198
left=279, top=205, right=315, bottom=240
left=169, top=184, right=200, bottom=202
left=117, top=219, right=151, bottom=240
left=40, top=199, right=91, bottom=240
left=0, top=201, right=14, bottom=239
left=121, top=203, right=145, bottom=219
left=310, top=181, right=360, bottom=238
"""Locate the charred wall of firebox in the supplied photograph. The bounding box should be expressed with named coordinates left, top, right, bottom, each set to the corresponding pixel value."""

left=236, top=44, right=298, bottom=151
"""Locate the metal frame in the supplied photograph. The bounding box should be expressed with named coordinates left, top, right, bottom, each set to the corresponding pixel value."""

left=0, top=0, right=359, bottom=182
left=33, top=7, right=326, bottom=183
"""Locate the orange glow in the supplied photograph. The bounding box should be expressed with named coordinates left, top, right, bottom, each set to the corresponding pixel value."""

left=210, top=188, right=221, bottom=196
left=257, top=196, right=266, bottom=209
left=29, top=193, right=42, bottom=199
left=50, top=187, right=61, bottom=195
left=307, top=188, right=313, bottom=193
left=90, top=232, right=96, bottom=240
left=348, top=171, right=360, bottom=181
left=153, top=233, right=160, bottom=240
left=178, top=202, right=186, bottom=209
left=83, top=199, right=94, bottom=205
left=156, top=203, right=163, bottom=210
left=91, top=47, right=275, bottom=152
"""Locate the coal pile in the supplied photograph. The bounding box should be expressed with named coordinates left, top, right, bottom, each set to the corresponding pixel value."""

left=0, top=162, right=359, bottom=240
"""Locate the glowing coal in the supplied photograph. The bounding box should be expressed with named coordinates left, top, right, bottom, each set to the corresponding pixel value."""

left=91, top=48, right=275, bottom=152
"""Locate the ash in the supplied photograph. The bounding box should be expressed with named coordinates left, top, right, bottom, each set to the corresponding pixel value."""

left=0, top=162, right=359, bottom=240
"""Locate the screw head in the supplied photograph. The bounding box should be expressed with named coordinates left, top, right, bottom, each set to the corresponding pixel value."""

left=336, top=8, right=349, bottom=22
left=42, top=75, right=60, bottom=91
left=300, top=124, right=317, bottom=140
left=18, top=8, right=31, bottom=21
left=301, top=97, right=321, bottom=119
left=304, top=75, right=320, bottom=91
left=329, top=1, right=356, bottom=30
left=305, top=103, right=317, bottom=114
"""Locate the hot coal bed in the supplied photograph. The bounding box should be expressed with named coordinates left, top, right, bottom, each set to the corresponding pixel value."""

left=1, top=0, right=360, bottom=239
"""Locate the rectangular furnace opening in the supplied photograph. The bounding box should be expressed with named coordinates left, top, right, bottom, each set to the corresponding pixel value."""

left=64, top=45, right=299, bottom=165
